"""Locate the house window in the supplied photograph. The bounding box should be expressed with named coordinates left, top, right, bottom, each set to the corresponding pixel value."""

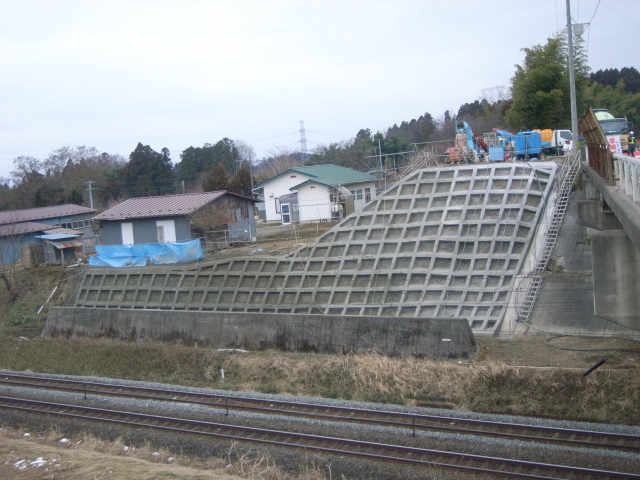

left=275, top=198, right=281, bottom=214
left=365, top=188, right=371, bottom=202
left=353, top=189, right=363, bottom=200
left=330, top=194, right=339, bottom=203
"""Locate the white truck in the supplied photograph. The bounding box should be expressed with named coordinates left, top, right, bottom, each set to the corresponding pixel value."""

left=535, top=129, right=573, bottom=156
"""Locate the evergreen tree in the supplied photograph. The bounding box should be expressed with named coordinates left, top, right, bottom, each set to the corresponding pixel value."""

left=125, top=143, right=175, bottom=197
left=505, top=32, right=589, bottom=131
left=177, top=138, right=242, bottom=188
left=590, top=67, right=640, bottom=94
left=229, top=162, right=253, bottom=196
left=34, top=185, right=65, bottom=207
left=67, top=189, right=85, bottom=205
left=202, top=163, right=229, bottom=192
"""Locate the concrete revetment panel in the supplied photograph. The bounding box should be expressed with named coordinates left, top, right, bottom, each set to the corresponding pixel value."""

left=68, top=164, right=557, bottom=336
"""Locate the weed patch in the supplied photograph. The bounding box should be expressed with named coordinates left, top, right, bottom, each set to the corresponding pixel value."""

left=0, top=334, right=638, bottom=424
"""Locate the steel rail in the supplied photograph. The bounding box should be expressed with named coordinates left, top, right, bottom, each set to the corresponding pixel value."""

left=0, top=395, right=638, bottom=480
left=1, top=372, right=638, bottom=453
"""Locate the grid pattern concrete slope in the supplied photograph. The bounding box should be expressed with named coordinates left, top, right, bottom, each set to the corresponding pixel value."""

left=72, top=164, right=556, bottom=335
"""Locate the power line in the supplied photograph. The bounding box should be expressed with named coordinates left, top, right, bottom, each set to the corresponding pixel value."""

left=588, top=0, right=601, bottom=24
left=600, top=0, right=640, bottom=27
left=248, top=132, right=299, bottom=143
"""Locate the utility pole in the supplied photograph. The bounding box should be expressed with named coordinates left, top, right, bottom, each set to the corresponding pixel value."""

left=378, top=138, right=383, bottom=177
left=566, top=0, right=579, bottom=155
left=85, top=181, right=95, bottom=209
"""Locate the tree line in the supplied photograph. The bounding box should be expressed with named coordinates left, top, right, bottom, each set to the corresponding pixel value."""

left=1, top=140, right=256, bottom=212
left=3, top=31, right=638, bottom=213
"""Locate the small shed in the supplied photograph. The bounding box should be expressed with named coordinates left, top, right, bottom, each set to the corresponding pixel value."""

left=92, top=191, right=258, bottom=250
left=35, top=229, right=85, bottom=265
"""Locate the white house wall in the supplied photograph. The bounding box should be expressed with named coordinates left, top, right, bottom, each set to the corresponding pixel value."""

left=348, top=181, right=378, bottom=211
left=297, top=184, right=332, bottom=222
left=262, top=173, right=313, bottom=222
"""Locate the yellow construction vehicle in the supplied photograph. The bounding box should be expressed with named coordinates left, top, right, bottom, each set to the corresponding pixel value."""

left=593, top=109, right=633, bottom=153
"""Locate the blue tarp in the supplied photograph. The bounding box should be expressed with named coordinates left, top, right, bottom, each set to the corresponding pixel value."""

left=89, top=255, right=149, bottom=268
left=89, top=239, right=204, bottom=267
left=492, top=128, right=516, bottom=138
left=514, top=131, right=542, bottom=156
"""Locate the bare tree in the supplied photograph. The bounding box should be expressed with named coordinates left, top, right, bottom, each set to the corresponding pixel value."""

left=257, top=146, right=302, bottom=182
left=234, top=139, right=256, bottom=165
left=189, top=202, right=236, bottom=251
left=11, top=156, right=43, bottom=186
left=0, top=219, right=35, bottom=301
left=478, top=85, right=510, bottom=105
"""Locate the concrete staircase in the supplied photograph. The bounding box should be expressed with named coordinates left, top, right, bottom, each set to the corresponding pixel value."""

left=515, top=153, right=581, bottom=325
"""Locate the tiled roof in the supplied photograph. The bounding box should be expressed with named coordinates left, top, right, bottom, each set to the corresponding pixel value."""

left=255, top=164, right=376, bottom=189
left=0, top=204, right=95, bottom=226
left=93, top=191, right=251, bottom=221
left=0, top=222, right=59, bottom=237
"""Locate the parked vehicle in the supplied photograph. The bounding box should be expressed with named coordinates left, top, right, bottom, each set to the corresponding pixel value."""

left=534, top=129, right=573, bottom=156
left=593, top=109, right=633, bottom=153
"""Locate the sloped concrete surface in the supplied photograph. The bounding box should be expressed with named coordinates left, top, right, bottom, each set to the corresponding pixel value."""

left=66, top=164, right=557, bottom=336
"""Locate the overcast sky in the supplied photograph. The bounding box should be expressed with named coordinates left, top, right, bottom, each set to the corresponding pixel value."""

left=1, top=0, right=638, bottom=179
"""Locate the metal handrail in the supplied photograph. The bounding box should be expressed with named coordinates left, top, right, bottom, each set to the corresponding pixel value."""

left=515, top=151, right=581, bottom=323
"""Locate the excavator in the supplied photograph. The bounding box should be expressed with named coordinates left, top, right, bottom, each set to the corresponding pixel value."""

left=453, top=121, right=488, bottom=163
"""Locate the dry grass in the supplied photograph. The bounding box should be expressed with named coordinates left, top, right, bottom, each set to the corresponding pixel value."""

left=0, top=426, right=331, bottom=480
left=1, top=333, right=638, bottom=423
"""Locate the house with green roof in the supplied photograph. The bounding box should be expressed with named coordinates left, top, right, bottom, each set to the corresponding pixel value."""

left=254, top=164, right=378, bottom=224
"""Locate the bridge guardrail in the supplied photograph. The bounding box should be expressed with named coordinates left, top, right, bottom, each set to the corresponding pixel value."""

left=614, top=153, right=640, bottom=202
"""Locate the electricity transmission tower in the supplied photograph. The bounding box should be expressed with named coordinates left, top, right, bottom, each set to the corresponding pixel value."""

left=299, top=121, right=308, bottom=161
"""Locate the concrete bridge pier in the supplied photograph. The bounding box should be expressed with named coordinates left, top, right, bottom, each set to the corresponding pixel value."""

left=579, top=166, right=640, bottom=331
left=589, top=230, right=640, bottom=328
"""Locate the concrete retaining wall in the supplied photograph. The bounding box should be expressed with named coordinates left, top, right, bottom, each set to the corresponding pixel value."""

left=44, top=307, right=476, bottom=358
left=69, top=164, right=558, bottom=336
left=591, top=230, right=640, bottom=331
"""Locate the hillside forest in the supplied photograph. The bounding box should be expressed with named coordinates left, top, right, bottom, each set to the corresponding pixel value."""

left=2, top=32, right=639, bottom=214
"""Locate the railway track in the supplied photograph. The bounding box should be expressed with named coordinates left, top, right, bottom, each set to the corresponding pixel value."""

left=1, top=394, right=639, bottom=480
left=1, top=372, right=638, bottom=453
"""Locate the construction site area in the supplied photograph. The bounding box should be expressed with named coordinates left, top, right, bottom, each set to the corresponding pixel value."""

left=43, top=145, right=640, bottom=360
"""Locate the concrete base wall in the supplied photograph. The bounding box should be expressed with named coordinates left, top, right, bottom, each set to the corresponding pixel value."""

left=43, top=307, right=476, bottom=358
left=577, top=200, right=623, bottom=231
left=591, top=230, right=640, bottom=331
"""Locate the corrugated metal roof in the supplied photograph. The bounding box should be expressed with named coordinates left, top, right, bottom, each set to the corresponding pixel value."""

left=0, top=222, right=59, bottom=237
left=37, top=233, right=81, bottom=240
left=44, top=228, right=83, bottom=235
left=279, top=192, right=298, bottom=202
left=0, top=204, right=95, bottom=226
left=92, top=191, right=229, bottom=221
left=52, top=239, right=85, bottom=249
left=255, top=164, right=377, bottom=189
